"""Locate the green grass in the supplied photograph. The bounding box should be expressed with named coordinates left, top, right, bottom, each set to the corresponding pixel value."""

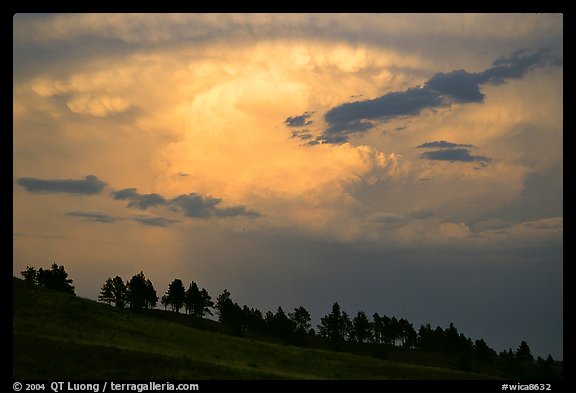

left=13, top=277, right=498, bottom=380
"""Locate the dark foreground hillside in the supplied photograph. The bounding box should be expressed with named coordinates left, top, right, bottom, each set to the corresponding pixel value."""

left=12, top=277, right=501, bottom=380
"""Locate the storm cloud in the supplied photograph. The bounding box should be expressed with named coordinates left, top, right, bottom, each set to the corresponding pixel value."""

left=320, top=48, right=560, bottom=144
left=420, top=148, right=491, bottom=163
left=111, top=188, right=167, bottom=210
left=284, top=112, right=314, bottom=127
left=417, top=140, right=474, bottom=149
left=417, top=140, right=491, bottom=163
left=132, top=216, right=179, bottom=227
left=478, top=48, right=562, bottom=85
left=112, top=187, right=261, bottom=219
left=18, top=174, right=260, bottom=221
left=169, top=193, right=261, bottom=218
left=17, top=175, right=106, bottom=195
left=324, top=87, right=442, bottom=128
left=66, top=211, right=178, bottom=227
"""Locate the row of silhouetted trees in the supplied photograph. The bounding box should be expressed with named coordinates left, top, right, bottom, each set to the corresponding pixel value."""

left=19, top=264, right=561, bottom=378
left=20, top=264, right=75, bottom=295
left=98, top=272, right=158, bottom=311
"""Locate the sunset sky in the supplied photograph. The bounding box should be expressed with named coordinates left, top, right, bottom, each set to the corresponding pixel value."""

left=13, top=13, right=563, bottom=359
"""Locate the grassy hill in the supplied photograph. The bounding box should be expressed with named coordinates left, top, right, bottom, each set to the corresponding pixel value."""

left=13, top=277, right=499, bottom=380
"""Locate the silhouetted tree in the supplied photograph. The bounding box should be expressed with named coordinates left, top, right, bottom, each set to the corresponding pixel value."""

left=265, top=310, right=275, bottom=326
left=399, top=318, right=417, bottom=348
left=443, top=322, right=473, bottom=355
left=289, top=306, right=312, bottom=336
left=535, top=354, right=560, bottom=379
left=498, top=348, right=518, bottom=375
left=98, top=278, right=115, bottom=305
left=374, top=314, right=390, bottom=345
left=216, top=289, right=233, bottom=322
left=199, top=288, right=214, bottom=316
left=126, top=271, right=156, bottom=311
left=380, top=314, right=393, bottom=345
left=242, top=306, right=266, bottom=335
left=342, top=311, right=353, bottom=341
left=215, top=289, right=244, bottom=335
left=110, top=276, right=127, bottom=308
left=185, top=282, right=214, bottom=318
left=389, top=316, right=401, bottom=346
left=513, top=340, right=536, bottom=378
left=516, top=340, right=534, bottom=363
left=352, top=310, right=371, bottom=344
left=268, top=307, right=295, bottom=341
left=36, top=263, right=75, bottom=295
left=184, top=283, right=196, bottom=314
left=161, top=294, right=169, bottom=311
left=318, top=302, right=346, bottom=349
left=165, top=279, right=186, bottom=313
left=97, top=276, right=127, bottom=308
left=434, top=325, right=446, bottom=351
left=417, top=323, right=433, bottom=350
left=145, top=279, right=158, bottom=309
left=20, top=266, right=38, bottom=284
left=474, top=338, right=497, bottom=364
left=417, top=323, right=449, bottom=352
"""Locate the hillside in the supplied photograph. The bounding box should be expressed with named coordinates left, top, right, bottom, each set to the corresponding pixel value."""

left=13, top=277, right=498, bottom=380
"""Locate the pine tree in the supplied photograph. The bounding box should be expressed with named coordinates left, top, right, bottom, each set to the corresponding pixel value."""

left=318, top=302, right=346, bottom=349
left=20, top=266, right=37, bottom=284
left=98, top=278, right=115, bottom=305
left=185, top=282, right=213, bottom=318
left=165, top=279, right=186, bottom=312
left=289, top=306, right=312, bottom=336
left=126, top=272, right=149, bottom=311
left=352, top=310, right=371, bottom=344
left=36, top=263, right=75, bottom=295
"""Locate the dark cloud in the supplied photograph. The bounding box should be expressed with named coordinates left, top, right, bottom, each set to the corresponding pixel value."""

left=214, top=205, right=261, bottom=218
left=17, top=174, right=259, bottom=223
left=111, top=188, right=167, bottom=210
left=290, top=129, right=314, bottom=141
left=312, top=134, right=349, bottom=145
left=17, top=175, right=106, bottom=195
left=319, top=48, right=560, bottom=144
left=324, top=120, right=375, bottom=135
left=110, top=186, right=260, bottom=219
left=65, top=211, right=120, bottom=223
left=420, top=148, right=491, bottom=163
left=292, top=129, right=352, bottom=146
left=478, top=48, right=561, bottom=85
left=66, top=210, right=178, bottom=227
left=132, top=216, right=179, bottom=227
left=325, top=87, right=442, bottom=126
left=424, top=70, right=484, bottom=103
left=284, top=112, right=314, bottom=127
left=417, top=140, right=474, bottom=149
left=169, top=193, right=221, bottom=218
left=321, top=88, right=443, bottom=144
left=169, top=193, right=260, bottom=218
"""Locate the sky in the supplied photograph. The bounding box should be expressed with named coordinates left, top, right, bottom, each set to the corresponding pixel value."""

left=13, top=13, right=563, bottom=359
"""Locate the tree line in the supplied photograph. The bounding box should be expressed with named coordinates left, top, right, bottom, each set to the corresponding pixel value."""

left=19, top=263, right=561, bottom=379
left=20, top=264, right=75, bottom=295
